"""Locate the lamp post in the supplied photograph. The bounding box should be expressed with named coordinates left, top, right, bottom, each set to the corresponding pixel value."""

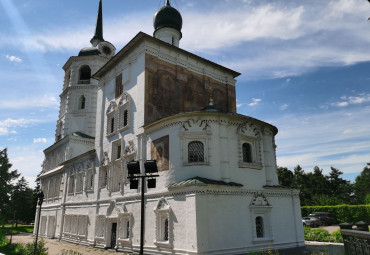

left=34, top=190, right=44, bottom=255
left=127, top=160, right=159, bottom=255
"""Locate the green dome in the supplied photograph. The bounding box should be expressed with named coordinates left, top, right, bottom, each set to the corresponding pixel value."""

left=153, top=1, right=182, bottom=32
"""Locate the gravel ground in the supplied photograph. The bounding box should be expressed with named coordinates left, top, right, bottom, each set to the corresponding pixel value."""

left=7, top=234, right=120, bottom=255
left=7, top=226, right=340, bottom=255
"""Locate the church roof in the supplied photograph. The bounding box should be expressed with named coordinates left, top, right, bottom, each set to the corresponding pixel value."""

left=153, top=0, right=182, bottom=33
left=168, top=176, right=243, bottom=188
left=92, top=32, right=241, bottom=79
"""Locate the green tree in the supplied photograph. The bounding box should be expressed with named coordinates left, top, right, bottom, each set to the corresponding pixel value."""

left=11, top=177, right=35, bottom=225
left=354, top=165, right=370, bottom=204
left=277, top=167, right=294, bottom=187
left=0, top=148, right=20, bottom=225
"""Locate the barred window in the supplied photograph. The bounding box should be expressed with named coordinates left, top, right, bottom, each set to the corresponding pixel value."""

left=123, top=110, right=128, bottom=127
left=242, top=143, right=253, bottom=163
left=256, top=216, right=264, bottom=238
left=188, top=141, right=204, bottom=163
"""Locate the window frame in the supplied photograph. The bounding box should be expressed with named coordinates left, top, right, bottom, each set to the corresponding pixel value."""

left=154, top=199, right=172, bottom=247
left=181, top=135, right=210, bottom=166
left=238, top=137, right=262, bottom=169
left=78, top=65, right=91, bottom=84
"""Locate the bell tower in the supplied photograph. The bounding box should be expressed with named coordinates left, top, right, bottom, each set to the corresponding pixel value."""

left=55, top=0, right=115, bottom=141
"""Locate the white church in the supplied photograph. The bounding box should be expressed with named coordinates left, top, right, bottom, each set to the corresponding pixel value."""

left=36, top=0, right=305, bottom=254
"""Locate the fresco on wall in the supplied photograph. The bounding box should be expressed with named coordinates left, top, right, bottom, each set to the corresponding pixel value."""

left=145, top=54, right=236, bottom=125
left=151, top=135, right=169, bottom=171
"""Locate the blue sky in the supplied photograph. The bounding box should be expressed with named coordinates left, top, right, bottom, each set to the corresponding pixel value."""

left=0, top=0, right=369, bottom=188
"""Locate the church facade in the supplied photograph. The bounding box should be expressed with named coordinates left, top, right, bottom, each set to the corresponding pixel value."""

left=36, top=1, right=305, bottom=254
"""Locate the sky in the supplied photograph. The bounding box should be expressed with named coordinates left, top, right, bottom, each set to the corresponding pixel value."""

left=0, top=0, right=369, bottom=188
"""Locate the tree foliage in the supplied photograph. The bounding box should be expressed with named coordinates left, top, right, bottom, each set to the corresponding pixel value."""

left=277, top=164, right=358, bottom=206
left=353, top=165, right=370, bottom=204
left=0, top=148, right=36, bottom=225
left=0, top=148, right=20, bottom=223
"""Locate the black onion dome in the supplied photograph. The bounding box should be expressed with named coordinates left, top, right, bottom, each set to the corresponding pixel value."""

left=153, top=1, right=182, bottom=32
left=78, top=47, right=100, bottom=56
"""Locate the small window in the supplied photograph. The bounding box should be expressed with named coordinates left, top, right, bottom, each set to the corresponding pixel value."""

left=79, top=65, right=91, bottom=84
left=256, top=216, right=264, bottom=238
left=117, top=145, right=121, bottom=159
left=79, top=95, right=86, bottom=109
left=68, top=175, right=75, bottom=195
left=115, top=73, right=123, bottom=98
left=123, top=110, right=128, bottom=127
left=164, top=218, right=169, bottom=241
left=126, top=221, right=130, bottom=239
left=242, top=143, right=253, bottom=163
left=188, top=141, right=204, bottom=163
left=110, top=117, right=115, bottom=133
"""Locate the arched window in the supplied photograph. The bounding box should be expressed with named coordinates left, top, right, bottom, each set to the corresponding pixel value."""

left=79, top=65, right=91, bottom=84
left=256, top=216, right=264, bottom=238
left=242, top=143, right=253, bottom=163
left=79, top=95, right=86, bottom=109
left=188, top=141, right=204, bottom=163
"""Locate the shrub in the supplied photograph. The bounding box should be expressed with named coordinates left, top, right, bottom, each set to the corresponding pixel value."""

left=17, top=238, right=48, bottom=255
left=304, top=227, right=343, bottom=243
left=330, top=229, right=343, bottom=243
left=301, top=205, right=370, bottom=224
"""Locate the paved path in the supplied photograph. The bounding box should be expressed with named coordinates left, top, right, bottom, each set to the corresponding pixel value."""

left=8, top=234, right=120, bottom=255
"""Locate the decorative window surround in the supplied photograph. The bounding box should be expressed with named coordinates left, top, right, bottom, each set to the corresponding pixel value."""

left=64, top=215, right=88, bottom=239
left=249, top=193, right=273, bottom=243
left=85, top=168, right=94, bottom=192
left=95, top=215, right=106, bottom=239
left=99, top=166, right=108, bottom=189
left=117, top=92, right=131, bottom=133
left=68, top=174, right=75, bottom=195
left=118, top=213, right=133, bottom=245
left=75, top=172, right=84, bottom=194
left=180, top=119, right=212, bottom=166
left=106, top=102, right=117, bottom=137
left=237, top=122, right=262, bottom=169
left=154, top=198, right=172, bottom=247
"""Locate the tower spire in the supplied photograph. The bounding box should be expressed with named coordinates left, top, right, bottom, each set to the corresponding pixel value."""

left=166, top=0, right=171, bottom=6
left=90, top=0, right=104, bottom=46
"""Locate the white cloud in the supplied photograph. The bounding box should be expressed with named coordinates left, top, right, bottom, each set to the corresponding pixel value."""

left=5, top=55, right=22, bottom=62
left=33, top=138, right=47, bottom=143
left=330, top=93, right=370, bottom=107
left=0, top=94, right=59, bottom=109
left=279, top=104, right=288, bottom=111
left=0, top=118, right=40, bottom=135
left=248, top=98, right=261, bottom=106
left=0, top=0, right=368, bottom=80
left=273, top=106, right=370, bottom=175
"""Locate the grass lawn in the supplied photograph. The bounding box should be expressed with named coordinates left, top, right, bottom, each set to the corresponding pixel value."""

left=0, top=224, right=34, bottom=235
left=0, top=224, right=34, bottom=254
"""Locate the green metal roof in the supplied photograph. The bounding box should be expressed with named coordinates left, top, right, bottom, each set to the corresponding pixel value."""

left=168, top=176, right=243, bottom=188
